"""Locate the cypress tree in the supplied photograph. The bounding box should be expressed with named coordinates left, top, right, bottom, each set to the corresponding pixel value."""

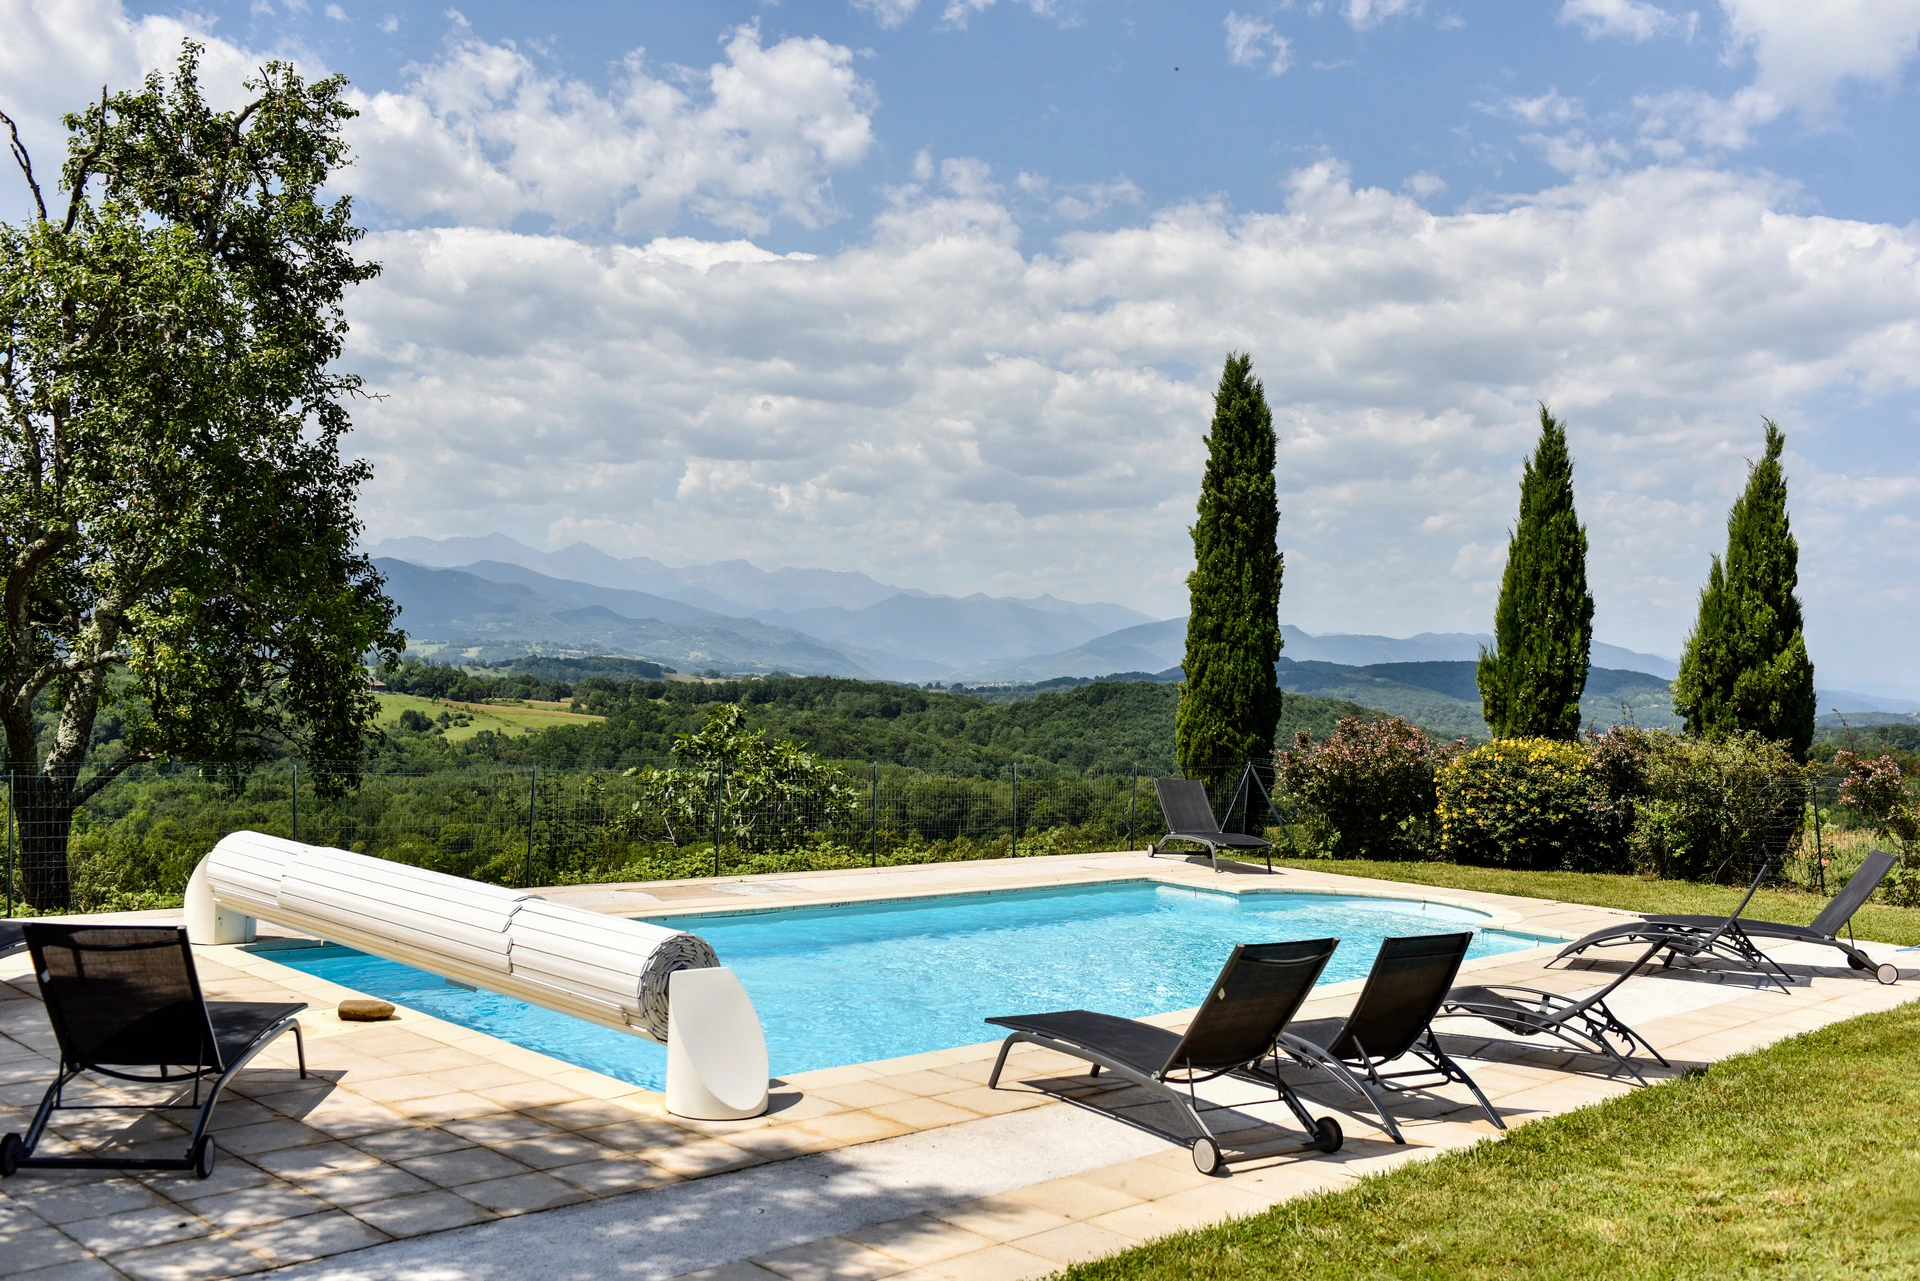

left=1176, top=353, right=1284, bottom=782
left=1476, top=406, right=1594, bottom=740
left=1672, top=419, right=1816, bottom=759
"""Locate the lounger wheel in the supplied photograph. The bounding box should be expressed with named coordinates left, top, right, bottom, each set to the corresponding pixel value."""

left=1314, top=1116, right=1343, bottom=1153
left=1191, top=1136, right=1222, bottom=1175
left=193, top=1137, right=217, bottom=1180
left=1878, top=962, right=1900, bottom=985
left=1, top=1132, right=21, bottom=1178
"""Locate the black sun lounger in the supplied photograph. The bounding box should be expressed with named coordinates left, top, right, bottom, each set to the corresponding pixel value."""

left=1147, top=778, right=1274, bottom=873
left=0, top=921, right=23, bottom=959
left=1555, top=851, right=1900, bottom=986
left=1438, top=939, right=1671, bottom=1085
left=2, top=924, right=307, bottom=1180
left=1281, top=932, right=1501, bottom=1143
left=985, top=939, right=1344, bottom=1174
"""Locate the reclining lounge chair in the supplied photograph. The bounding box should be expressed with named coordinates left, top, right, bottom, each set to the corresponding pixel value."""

left=985, top=939, right=1344, bottom=1173
left=1439, top=939, right=1670, bottom=1085
left=1554, top=851, right=1900, bottom=986
left=1281, top=932, right=1502, bottom=1143
left=1147, top=778, right=1274, bottom=873
left=1, top=924, right=307, bottom=1179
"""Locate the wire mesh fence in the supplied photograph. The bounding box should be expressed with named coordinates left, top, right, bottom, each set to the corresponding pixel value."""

left=0, top=756, right=1898, bottom=915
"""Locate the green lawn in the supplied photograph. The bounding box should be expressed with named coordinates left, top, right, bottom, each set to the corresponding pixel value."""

left=1263, top=856, right=1920, bottom=948
left=1062, top=1000, right=1920, bottom=1281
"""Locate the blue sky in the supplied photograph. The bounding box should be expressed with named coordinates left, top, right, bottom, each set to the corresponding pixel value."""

left=6, top=0, right=1919, bottom=687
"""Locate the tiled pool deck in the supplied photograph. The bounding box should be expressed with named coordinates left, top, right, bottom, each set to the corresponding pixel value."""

left=1, top=851, right=1912, bottom=1281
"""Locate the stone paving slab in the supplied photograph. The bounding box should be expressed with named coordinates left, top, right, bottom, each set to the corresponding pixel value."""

left=0, top=851, right=1912, bottom=1280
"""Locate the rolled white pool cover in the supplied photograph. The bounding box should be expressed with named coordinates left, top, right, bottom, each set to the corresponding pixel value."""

left=196, top=831, right=717, bottom=1042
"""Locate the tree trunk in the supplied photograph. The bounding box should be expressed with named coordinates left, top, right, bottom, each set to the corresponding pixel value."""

left=12, top=771, right=75, bottom=911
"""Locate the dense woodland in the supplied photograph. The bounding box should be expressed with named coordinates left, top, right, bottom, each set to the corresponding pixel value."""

left=371, top=662, right=1388, bottom=776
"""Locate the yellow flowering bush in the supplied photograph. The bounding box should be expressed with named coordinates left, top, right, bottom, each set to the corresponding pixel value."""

left=1436, top=737, right=1622, bottom=870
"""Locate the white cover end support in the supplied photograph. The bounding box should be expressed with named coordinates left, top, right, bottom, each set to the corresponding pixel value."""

left=184, top=858, right=255, bottom=945
left=665, top=967, right=769, bottom=1120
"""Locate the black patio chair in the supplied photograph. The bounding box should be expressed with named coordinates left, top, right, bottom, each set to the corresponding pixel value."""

left=1554, top=851, right=1900, bottom=986
left=1, top=924, right=306, bottom=1179
left=985, top=938, right=1344, bottom=1174
left=1438, top=939, right=1670, bottom=1085
left=1281, top=932, right=1502, bottom=1143
left=1147, top=778, right=1273, bottom=873
left=0, top=921, right=23, bottom=959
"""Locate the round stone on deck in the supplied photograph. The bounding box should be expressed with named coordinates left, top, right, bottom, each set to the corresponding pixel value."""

left=337, top=999, right=397, bottom=1021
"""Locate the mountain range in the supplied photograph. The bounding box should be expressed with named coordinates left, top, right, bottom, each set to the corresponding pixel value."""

left=364, top=534, right=1917, bottom=715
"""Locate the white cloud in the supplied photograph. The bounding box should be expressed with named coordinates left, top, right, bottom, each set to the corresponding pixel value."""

left=1479, top=88, right=1585, bottom=125
left=325, top=3, right=346, bottom=22
left=854, top=0, right=921, bottom=28
left=939, top=0, right=1061, bottom=30
left=1560, top=0, right=1679, bottom=42
left=1402, top=170, right=1445, bottom=196
left=1723, top=0, right=1920, bottom=115
left=378, top=12, right=397, bottom=34
left=344, top=161, right=1920, bottom=671
left=1344, top=0, right=1422, bottom=31
left=1637, top=0, right=1920, bottom=151
left=1224, top=12, right=1294, bottom=76
left=1015, top=171, right=1143, bottom=220
left=345, top=22, right=875, bottom=235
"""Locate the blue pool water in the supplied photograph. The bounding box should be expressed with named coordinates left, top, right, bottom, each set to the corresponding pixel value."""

left=268, top=880, right=1548, bottom=1091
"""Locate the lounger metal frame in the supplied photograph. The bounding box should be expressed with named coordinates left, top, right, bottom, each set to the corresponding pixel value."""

left=1146, top=777, right=1274, bottom=873
left=1554, top=852, right=1900, bottom=987
left=1438, top=940, right=1671, bottom=1085
left=985, top=940, right=1343, bottom=1173
left=2, top=925, right=307, bottom=1179
left=1280, top=934, right=1503, bottom=1143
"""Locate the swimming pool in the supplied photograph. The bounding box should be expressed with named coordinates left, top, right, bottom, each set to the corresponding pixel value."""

left=268, top=880, right=1550, bottom=1091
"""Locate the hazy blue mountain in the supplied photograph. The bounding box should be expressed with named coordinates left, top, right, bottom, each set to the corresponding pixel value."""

left=452, top=561, right=715, bottom=623
left=963, top=619, right=1681, bottom=687
left=368, top=535, right=1150, bottom=665
left=375, top=560, right=885, bottom=677
left=755, top=593, right=1146, bottom=671
left=368, top=534, right=909, bottom=613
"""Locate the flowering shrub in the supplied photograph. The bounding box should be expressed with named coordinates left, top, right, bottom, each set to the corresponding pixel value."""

left=1277, top=717, right=1458, bottom=858
left=1436, top=738, right=1620, bottom=870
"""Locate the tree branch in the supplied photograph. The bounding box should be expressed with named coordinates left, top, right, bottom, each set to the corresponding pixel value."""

left=0, top=108, right=46, bottom=221
left=63, top=87, right=109, bottom=235
left=18, top=650, right=124, bottom=704
left=70, top=747, right=153, bottom=807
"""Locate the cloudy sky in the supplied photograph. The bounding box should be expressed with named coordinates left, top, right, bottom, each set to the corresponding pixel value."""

left=5, top=0, right=1918, bottom=687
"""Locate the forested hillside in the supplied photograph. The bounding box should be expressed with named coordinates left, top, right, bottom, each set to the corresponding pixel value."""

left=376, top=664, right=1395, bottom=775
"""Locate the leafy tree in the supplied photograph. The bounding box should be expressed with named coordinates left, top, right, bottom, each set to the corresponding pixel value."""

left=0, top=47, right=401, bottom=908
left=1277, top=716, right=1459, bottom=858
left=626, top=705, right=858, bottom=852
left=1672, top=420, right=1816, bottom=760
left=1176, top=353, right=1283, bottom=781
left=1477, top=406, right=1593, bottom=740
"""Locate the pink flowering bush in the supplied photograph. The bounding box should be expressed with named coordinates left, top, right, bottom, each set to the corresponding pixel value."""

left=1277, top=717, right=1460, bottom=858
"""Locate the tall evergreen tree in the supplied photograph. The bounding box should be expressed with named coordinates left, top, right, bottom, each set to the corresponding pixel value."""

left=1176, top=353, right=1283, bottom=781
left=1476, top=406, right=1594, bottom=740
left=1672, top=419, right=1816, bottom=760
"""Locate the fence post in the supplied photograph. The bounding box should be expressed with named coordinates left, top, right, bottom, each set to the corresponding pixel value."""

left=870, top=762, right=878, bottom=868
left=1129, top=764, right=1137, bottom=851
left=1811, top=777, right=1826, bottom=896
left=291, top=763, right=300, bottom=844
left=713, top=765, right=724, bottom=878
left=1011, top=764, right=1019, bottom=859
left=524, top=766, right=538, bottom=888
left=4, top=771, right=12, bottom=919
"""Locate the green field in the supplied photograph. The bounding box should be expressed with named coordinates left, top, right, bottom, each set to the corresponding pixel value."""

left=1065, top=1000, right=1920, bottom=1281
left=373, top=692, right=603, bottom=743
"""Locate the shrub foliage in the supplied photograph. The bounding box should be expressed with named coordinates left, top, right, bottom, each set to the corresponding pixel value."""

left=1436, top=738, right=1619, bottom=870
left=1278, top=717, right=1457, bottom=858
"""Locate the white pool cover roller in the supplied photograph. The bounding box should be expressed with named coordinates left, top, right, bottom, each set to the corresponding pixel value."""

left=193, top=832, right=718, bottom=1044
